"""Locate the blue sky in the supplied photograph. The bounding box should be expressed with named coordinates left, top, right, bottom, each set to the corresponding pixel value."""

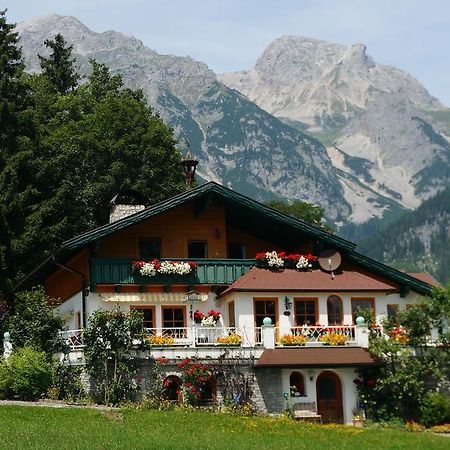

left=3, top=0, right=450, bottom=105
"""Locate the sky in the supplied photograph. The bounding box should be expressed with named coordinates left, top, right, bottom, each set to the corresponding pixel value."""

left=3, top=0, right=450, bottom=105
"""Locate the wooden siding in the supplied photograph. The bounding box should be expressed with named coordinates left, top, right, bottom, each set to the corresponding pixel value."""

left=226, top=225, right=314, bottom=257
left=96, top=203, right=227, bottom=259
left=45, top=249, right=89, bottom=301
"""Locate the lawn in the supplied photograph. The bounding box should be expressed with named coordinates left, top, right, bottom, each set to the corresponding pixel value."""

left=0, top=405, right=448, bottom=450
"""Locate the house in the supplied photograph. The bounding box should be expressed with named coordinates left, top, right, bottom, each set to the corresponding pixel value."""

left=18, top=181, right=434, bottom=424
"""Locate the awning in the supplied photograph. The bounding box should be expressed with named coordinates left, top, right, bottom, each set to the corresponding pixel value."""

left=256, top=347, right=382, bottom=368
left=100, top=293, right=208, bottom=303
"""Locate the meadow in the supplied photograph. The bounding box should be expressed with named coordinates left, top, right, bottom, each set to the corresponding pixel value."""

left=0, top=405, right=448, bottom=450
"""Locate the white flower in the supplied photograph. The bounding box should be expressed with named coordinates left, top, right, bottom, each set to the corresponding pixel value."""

left=140, top=262, right=157, bottom=277
left=201, top=315, right=217, bottom=327
left=265, top=251, right=284, bottom=268
left=296, top=256, right=312, bottom=269
left=138, top=260, right=194, bottom=276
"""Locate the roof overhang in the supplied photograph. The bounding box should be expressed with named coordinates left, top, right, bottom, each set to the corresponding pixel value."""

left=256, top=347, right=383, bottom=368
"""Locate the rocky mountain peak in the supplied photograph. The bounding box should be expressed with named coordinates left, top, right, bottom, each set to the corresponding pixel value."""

left=16, top=16, right=351, bottom=221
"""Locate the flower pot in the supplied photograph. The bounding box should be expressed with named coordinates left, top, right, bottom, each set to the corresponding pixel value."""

left=352, top=418, right=365, bottom=428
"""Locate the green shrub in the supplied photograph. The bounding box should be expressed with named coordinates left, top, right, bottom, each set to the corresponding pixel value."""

left=7, top=288, right=64, bottom=355
left=420, top=392, right=450, bottom=427
left=49, top=363, right=85, bottom=401
left=0, top=347, right=52, bottom=400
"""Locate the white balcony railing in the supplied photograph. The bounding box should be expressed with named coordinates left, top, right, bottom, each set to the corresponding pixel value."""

left=60, top=324, right=361, bottom=352
left=280, top=325, right=356, bottom=344
left=60, top=329, right=85, bottom=350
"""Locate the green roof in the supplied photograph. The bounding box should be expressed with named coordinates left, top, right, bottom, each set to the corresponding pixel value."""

left=16, top=181, right=433, bottom=295
left=63, top=181, right=355, bottom=252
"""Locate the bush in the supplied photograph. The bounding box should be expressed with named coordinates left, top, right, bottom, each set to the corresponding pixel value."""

left=49, top=363, right=85, bottom=401
left=0, top=347, right=52, bottom=400
left=420, top=392, right=450, bottom=427
left=6, top=287, right=64, bottom=355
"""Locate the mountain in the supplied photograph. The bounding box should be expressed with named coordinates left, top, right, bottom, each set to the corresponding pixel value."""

left=356, top=186, right=450, bottom=284
left=16, top=15, right=350, bottom=220
left=219, top=36, right=450, bottom=222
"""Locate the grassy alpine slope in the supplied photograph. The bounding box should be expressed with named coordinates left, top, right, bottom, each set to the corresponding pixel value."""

left=0, top=406, right=448, bottom=450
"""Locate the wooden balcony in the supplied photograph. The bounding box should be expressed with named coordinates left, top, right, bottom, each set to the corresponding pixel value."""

left=90, top=258, right=254, bottom=286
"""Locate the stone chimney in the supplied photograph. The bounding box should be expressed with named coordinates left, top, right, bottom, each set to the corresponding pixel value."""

left=109, top=190, right=146, bottom=223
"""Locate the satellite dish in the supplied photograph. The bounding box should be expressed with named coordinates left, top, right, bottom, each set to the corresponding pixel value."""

left=318, top=249, right=342, bottom=274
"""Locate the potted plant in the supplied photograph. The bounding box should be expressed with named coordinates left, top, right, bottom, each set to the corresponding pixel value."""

left=319, top=332, right=348, bottom=346
left=216, top=332, right=243, bottom=346
left=201, top=310, right=221, bottom=327
left=280, top=334, right=308, bottom=346
left=352, top=409, right=366, bottom=427
left=193, top=310, right=204, bottom=324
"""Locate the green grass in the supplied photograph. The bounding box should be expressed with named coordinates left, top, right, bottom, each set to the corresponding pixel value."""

left=0, top=405, right=448, bottom=450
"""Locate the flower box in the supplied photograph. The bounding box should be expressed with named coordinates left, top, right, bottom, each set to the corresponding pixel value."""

left=215, top=333, right=243, bottom=346
left=319, top=333, right=348, bottom=346
left=146, top=335, right=175, bottom=346
left=132, top=259, right=197, bottom=277
left=255, top=251, right=317, bottom=271
left=280, top=334, right=308, bottom=346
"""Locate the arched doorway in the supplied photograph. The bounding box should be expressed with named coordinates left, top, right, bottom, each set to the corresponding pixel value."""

left=316, top=371, right=344, bottom=423
left=163, top=375, right=181, bottom=401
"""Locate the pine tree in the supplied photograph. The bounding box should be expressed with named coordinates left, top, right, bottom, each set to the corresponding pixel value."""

left=38, top=33, right=80, bottom=94
left=0, top=9, right=27, bottom=160
left=0, top=10, right=32, bottom=300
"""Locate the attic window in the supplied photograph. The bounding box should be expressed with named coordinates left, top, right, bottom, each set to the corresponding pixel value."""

left=139, top=238, right=161, bottom=259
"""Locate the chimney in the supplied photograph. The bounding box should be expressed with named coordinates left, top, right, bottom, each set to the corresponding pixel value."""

left=109, top=190, right=146, bottom=223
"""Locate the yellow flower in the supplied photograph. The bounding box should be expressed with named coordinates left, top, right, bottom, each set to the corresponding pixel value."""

left=319, top=333, right=347, bottom=346
left=146, top=335, right=175, bottom=346
left=280, top=334, right=308, bottom=346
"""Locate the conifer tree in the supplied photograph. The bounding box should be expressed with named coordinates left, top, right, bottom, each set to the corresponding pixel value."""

left=38, top=33, right=80, bottom=94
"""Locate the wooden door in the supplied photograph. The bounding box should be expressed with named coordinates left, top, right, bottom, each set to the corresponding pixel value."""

left=316, top=371, right=344, bottom=423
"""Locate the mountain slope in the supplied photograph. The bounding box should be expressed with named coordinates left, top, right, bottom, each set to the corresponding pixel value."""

left=16, top=15, right=350, bottom=220
left=357, top=186, right=450, bottom=284
left=219, top=36, right=450, bottom=220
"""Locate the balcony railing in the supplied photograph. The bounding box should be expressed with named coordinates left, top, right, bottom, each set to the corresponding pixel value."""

left=61, top=329, right=85, bottom=350
left=277, top=325, right=357, bottom=345
left=91, top=258, right=255, bottom=286
left=61, top=325, right=360, bottom=351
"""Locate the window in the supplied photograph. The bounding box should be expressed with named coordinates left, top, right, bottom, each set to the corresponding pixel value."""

left=294, top=298, right=317, bottom=326
left=131, top=306, right=155, bottom=329
left=327, top=295, right=343, bottom=325
left=228, top=243, right=246, bottom=259
left=387, top=304, right=399, bottom=320
left=163, top=375, right=181, bottom=401
left=290, top=371, right=305, bottom=397
left=162, top=306, right=186, bottom=329
left=351, top=298, right=375, bottom=323
left=228, top=301, right=236, bottom=328
left=139, top=238, right=161, bottom=259
left=188, top=240, right=207, bottom=258
left=254, top=298, right=277, bottom=327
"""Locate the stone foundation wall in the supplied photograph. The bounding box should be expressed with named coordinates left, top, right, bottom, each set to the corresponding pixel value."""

left=76, top=357, right=285, bottom=413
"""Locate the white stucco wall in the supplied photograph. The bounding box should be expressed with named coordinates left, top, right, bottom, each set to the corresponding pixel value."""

left=56, top=291, right=83, bottom=330
left=281, top=367, right=359, bottom=425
